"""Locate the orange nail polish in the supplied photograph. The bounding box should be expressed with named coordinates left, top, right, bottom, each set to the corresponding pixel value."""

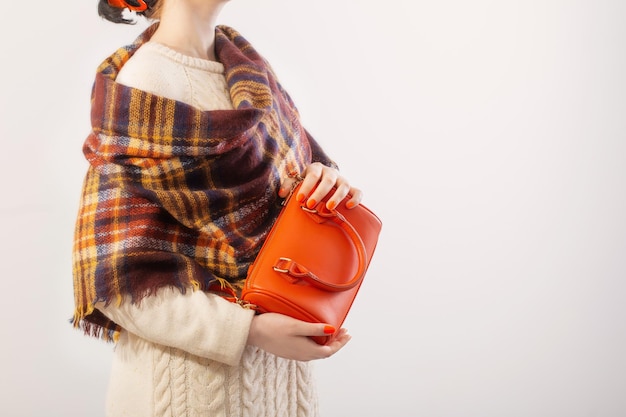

left=306, top=199, right=317, bottom=209
left=327, top=201, right=337, bottom=210
left=346, top=201, right=356, bottom=209
left=324, top=325, right=336, bottom=335
left=296, top=193, right=305, bottom=203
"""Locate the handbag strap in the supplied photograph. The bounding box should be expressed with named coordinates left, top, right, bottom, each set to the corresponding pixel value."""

left=208, top=281, right=257, bottom=310
left=272, top=202, right=367, bottom=292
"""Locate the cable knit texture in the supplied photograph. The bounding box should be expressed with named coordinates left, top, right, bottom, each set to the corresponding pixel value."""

left=90, top=26, right=320, bottom=416
left=116, top=41, right=234, bottom=111
left=105, top=333, right=318, bottom=417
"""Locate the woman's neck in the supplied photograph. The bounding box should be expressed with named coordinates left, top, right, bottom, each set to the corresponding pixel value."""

left=150, top=0, right=227, bottom=61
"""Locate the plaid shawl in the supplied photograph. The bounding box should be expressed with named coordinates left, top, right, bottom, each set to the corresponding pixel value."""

left=72, top=24, right=336, bottom=340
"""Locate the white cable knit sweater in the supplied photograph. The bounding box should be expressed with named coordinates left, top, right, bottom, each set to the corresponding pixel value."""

left=96, top=42, right=319, bottom=417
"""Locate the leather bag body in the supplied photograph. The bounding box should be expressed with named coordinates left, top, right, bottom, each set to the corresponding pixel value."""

left=241, top=184, right=382, bottom=345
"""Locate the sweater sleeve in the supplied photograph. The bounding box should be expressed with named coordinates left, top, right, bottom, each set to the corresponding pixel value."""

left=96, top=287, right=255, bottom=366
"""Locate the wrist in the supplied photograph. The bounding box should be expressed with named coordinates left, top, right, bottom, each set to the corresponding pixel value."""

left=246, top=315, right=261, bottom=347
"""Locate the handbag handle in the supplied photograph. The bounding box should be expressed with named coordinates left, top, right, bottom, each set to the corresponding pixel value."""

left=272, top=202, right=367, bottom=292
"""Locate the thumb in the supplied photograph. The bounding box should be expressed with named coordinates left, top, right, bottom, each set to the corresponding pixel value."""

left=278, top=176, right=299, bottom=198
left=317, top=324, right=337, bottom=337
left=294, top=321, right=337, bottom=337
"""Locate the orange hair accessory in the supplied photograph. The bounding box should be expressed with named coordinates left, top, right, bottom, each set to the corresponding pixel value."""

left=107, top=0, right=147, bottom=12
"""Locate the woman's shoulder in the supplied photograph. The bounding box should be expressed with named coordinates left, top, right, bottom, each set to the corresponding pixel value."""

left=115, top=42, right=188, bottom=97
left=115, top=42, right=231, bottom=110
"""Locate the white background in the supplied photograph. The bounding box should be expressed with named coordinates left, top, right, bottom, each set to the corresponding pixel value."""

left=1, top=1, right=625, bottom=416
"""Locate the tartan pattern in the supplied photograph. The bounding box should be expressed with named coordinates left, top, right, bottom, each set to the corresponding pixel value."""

left=72, top=24, right=335, bottom=340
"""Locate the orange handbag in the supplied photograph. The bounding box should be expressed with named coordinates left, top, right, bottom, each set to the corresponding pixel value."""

left=241, top=184, right=382, bottom=345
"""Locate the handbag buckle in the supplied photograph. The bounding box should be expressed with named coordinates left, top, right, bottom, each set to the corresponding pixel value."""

left=273, top=257, right=292, bottom=273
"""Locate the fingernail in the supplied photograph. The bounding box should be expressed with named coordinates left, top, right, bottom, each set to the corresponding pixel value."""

left=296, top=193, right=305, bottom=203
left=324, top=325, right=336, bottom=335
left=327, top=201, right=337, bottom=211
left=346, top=201, right=356, bottom=209
left=306, top=199, right=317, bottom=209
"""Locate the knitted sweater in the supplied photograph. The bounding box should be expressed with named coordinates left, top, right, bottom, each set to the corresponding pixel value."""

left=96, top=41, right=319, bottom=417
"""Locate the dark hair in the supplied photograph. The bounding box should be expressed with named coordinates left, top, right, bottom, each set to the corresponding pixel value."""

left=98, top=0, right=159, bottom=24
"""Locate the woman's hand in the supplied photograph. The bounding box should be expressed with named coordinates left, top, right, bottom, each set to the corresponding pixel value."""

left=279, top=162, right=362, bottom=211
left=247, top=313, right=351, bottom=361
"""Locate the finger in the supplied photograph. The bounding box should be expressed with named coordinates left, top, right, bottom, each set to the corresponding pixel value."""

left=323, top=183, right=362, bottom=211
left=278, top=176, right=298, bottom=198
left=323, top=181, right=351, bottom=210
left=296, top=163, right=326, bottom=203
left=301, top=328, right=351, bottom=360
left=318, top=323, right=338, bottom=337
left=322, top=329, right=352, bottom=356
left=302, top=169, right=341, bottom=209
left=344, top=187, right=363, bottom=209
left=290, top=320, right=332, bottom=337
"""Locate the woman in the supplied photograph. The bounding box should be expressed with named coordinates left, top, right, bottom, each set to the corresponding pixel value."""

left=72, top=0, right=362, bottom=415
